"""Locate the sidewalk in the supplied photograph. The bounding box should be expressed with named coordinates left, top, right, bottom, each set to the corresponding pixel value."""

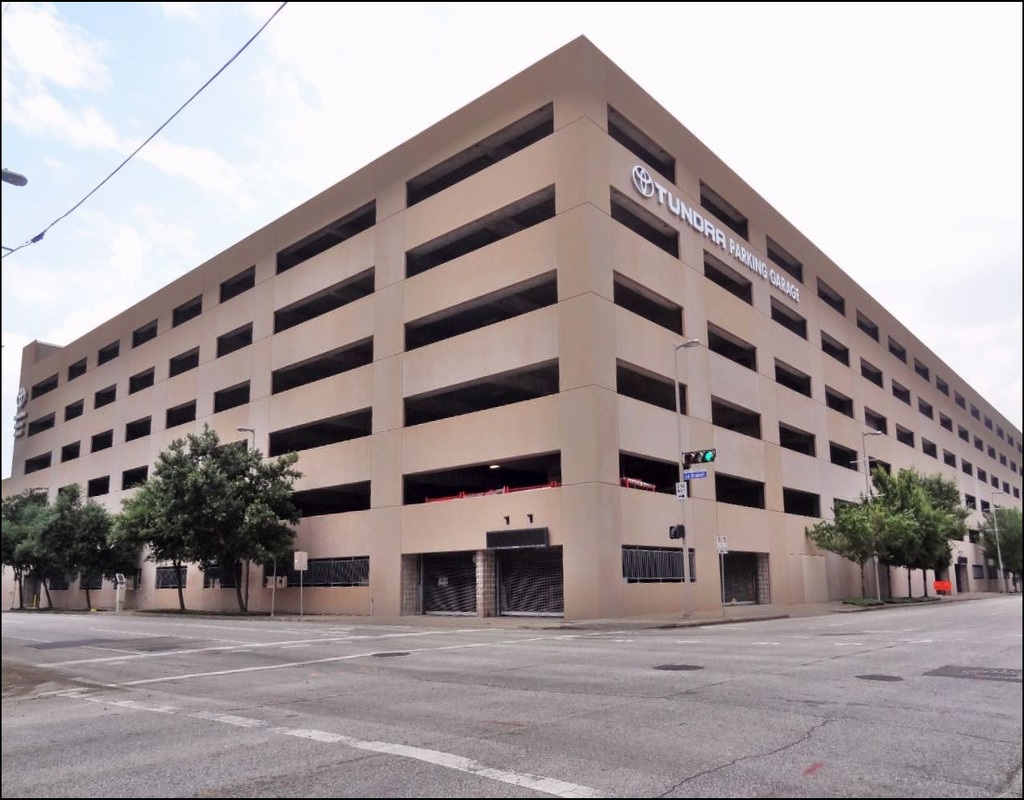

left=253, top=590, right=1003, bottom=632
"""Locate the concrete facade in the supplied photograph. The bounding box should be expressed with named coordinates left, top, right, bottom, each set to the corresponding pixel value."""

left=4, top=37, right=1021, bottom=618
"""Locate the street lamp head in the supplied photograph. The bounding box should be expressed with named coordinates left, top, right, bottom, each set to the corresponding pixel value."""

left=676, top=338, right=702, bottom=351
left=236, top=426, right=255, bottom=434
left=863, top=430, right=884, bottom=438
left=2, top=168, right=28, bottom=187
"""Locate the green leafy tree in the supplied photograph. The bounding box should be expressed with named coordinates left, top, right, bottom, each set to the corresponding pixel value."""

left=2, top=490, right=50, bottom=609
left=115, top=425, right=302, bottom=612
left=981, top=506, right=1023, bottom=588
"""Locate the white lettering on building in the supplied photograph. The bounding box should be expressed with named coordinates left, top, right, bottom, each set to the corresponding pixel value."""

left=633, top=167, right=800, bottom=303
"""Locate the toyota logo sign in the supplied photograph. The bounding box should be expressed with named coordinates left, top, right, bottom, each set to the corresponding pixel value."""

left=632, top=165, right=655, bottom=198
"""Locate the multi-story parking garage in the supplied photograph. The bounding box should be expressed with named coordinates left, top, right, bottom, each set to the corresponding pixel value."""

left=3, top=37, right=1021, bottom=618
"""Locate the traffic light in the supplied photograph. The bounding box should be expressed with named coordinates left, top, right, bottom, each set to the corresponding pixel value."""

left=669, top=524, right=686, bottom=540
left=683, top=449, right=716, bottom=467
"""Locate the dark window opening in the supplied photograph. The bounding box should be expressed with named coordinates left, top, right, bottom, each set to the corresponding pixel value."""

left=213, top=382, right=250, bottom=413
left=216, top=323, right=253, bottom=358
left=607, top=106, right=675, bottom=183
left=965, top=494, right=977, bottom=510
left=405, top=361, right=558, bottom=427
left=203, top=562, right=242, bottom=589
left=68, top=358, right=87, bottom=381
left=961, top=460, right=973, bottom=476
left=272, top=338, right=373, bottom=395
left=169, top=347, right=200, bottom=378
left=988, top=444, right=996, bottom=457
left=122, top=466, right=148, bottom=490
left=27, top=413, right=56, bottom=437
left=922, top=439, right=937, bottom=458
left=715, top=473, right=765, bottom=509
left=91, top=430, right=113, bottom=452
left=409, top=104, right=554, bottom=206
left=888, top=337, right=907, bottom=363
left=954, top=391, right=966, bottom=409
left=856, top=311, right=879, bottom=341
left=940, top=413, right=953, bottom=432
left=61, top=442, right=81, bottom=462
left=766, top=237, right=803, bottom=283
left=918, top=399, right=933, bottom=419
left=31, top=374, right=59, bottom=399
left=995, top=424, right=1003, bottom=438
left=978, top=468, right=987, bottom=482
left=129, top=368, right=155, bottom=394
left=618, top=452, right=676, bottom=495
left=864, top=408, right=888, bottom=435
left=821, top=331, right=849, bottom=366
left=25, top=453, right=52, bottom=474
left=770, top=297, right=807, bottom=339
left=817, top=279, right=845, bottom=316
left=860, top=359, right=883, bottom=388
left=891, top=381, right=911, bottom=405
left=943, top=450, right=957, bottom=468
left=622, top=546, right=693, bottom=583
left=87, top=476, right=110, bottom=498
left=617, top=361, right=678, bottom=412
left=406, top=272, right=556, bottom=350
left=896, top=425, right=915, bottom=448
left=783, top=488, right=820, bottom=517
left=914, top=358, right=930, bottom=381
left=125, top=417, right=151, bottom=442
left=269, top=409, right=372, bottom=457
left=609, top=187, right=678, bottom=258
left=278, top=201, right=376, bottom=274
left=405, top=452, right=561, bottom=505
left=708, top=324, right=756, bottom=371
left=613, top=272, right=682, bottom=334
left=94, top=385, right=117, bottom=409
left=155, top=565, right=187, bottom=589
left=274, top=269, right=375, bottom=334
left=407, top=187, right=554, bottom=278
left=704, top=252, right=752, bottom=304
left=958, top=425, right=970, bottom=443
left=991, top=474, right=999, bottom=487
left=132, top=319, right=158, bottom=348
left=166, top=401, right=197, bottom=429
left=277, top=556, right=369, bottom=587
left=98, top=340, right=120, bottom=365
left=829, top=442, right=858, bottom=471
left=220, top=266, right=255, bottom=303
left=970, top=404, right=981, bottom=421
left=775, top=360, right=811, bottom=397
left=779, top=423, right=815, bottom=456
left=825, top=387, right=854, bottom=418
left=699, top=182, right=748, bottom=239
left=172, top=295, right=202, bottom=327
left=711, top=397, right=761, bottom=439
left=936, top=376, right=949, bottom=396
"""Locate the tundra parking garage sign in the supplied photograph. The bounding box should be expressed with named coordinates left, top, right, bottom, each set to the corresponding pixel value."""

left=631, top=165, right=800, bottom=303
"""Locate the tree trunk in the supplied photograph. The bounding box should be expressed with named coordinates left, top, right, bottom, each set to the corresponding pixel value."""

left=16, top=573, right=24, bottom=609
left=174, top=560, right=186, bottom=611
left=42, top=579, right=53, bottom=608
left=922, top=571, right=929, bottom=598
left=907, top=571, right=912, bottom=598
left=85, top=587, right=92, bottom=610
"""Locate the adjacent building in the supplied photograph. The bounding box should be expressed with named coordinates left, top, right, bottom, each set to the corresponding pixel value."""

left=4, top=37, right=1021, bottom=618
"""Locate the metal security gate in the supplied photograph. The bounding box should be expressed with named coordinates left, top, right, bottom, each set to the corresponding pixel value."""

left=496, top=547, right=563, bottom=616
left=721, top=551, right=759, bottom=604
left=422, top=552, right=477, bottom=615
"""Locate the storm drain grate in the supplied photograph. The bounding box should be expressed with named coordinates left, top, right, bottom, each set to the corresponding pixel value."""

left=856, top=674, right=904, bottom=682
left=371, top=651, right=410, bottom=658
left=924, top=665, right=1021, bottom=683
left=654, top=664, right=704, bottom=672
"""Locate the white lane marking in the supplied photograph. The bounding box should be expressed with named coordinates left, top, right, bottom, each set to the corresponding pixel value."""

left=752, top=641, right=781, bottom=646
left=898, top=639, right=933, bottom=644
left=44, top=629, right=462, bottom=667
left=834, top=642, right=863, bottom=647
left=70, top=695, right=602, bottom=798
left=280, top=644, right=310, bottom=649
left=113, top=634, right=583, bottom=687
left=674, top=640, right=701, bottom=644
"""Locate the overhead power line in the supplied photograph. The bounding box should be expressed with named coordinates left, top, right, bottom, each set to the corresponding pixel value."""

left=2, top=2, right=289, bottom=260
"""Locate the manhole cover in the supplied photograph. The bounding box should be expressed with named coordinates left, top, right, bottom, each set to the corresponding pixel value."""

left=654, top=664, right=704, bottom=672
left=925, top=665, right=1021, bottom=683
left=856, top=674, right=903, bottom=682
left=371, top=651, right=410, bottom=658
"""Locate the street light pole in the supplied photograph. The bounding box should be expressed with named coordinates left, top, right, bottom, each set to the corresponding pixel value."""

left=862, top=429, right=884, bottom=600
left=235, top=426, right=259, bottom=612
left=236, top=426, right=256, bottom=450
left=674, top=338, right=701, bottom=617
left=991, top=490, right=1007, bottom=594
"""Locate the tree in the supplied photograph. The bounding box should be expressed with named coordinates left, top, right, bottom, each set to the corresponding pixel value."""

left=115, top=425, right=302, bottom=612
left=2, top=490, right=50, bottom=609
left=980, top=506, right=1023, bottom=588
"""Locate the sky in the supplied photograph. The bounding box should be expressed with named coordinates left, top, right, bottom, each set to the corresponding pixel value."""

left=1, top=1, right=1022, bottom=480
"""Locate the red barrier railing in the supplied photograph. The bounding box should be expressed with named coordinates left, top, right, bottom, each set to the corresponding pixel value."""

left=425, top=480, right=561, bottom=503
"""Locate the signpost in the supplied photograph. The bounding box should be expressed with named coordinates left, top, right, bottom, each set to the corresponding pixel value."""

left=294, top=551, right=308, bottom=619
left=716, top=536, right=729, bottom=606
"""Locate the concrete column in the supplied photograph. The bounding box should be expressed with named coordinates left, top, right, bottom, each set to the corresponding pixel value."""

left=476, top=550, right=496, bottom=617
left=400, top=555, right=421, bottom=615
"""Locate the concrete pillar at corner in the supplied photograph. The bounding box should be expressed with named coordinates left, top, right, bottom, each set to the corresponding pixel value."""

left=476, top=550, right=496, bottom=617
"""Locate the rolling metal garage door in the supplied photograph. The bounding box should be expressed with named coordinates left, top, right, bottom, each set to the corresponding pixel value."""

left=496, top=547, right=563, bottom=616
left=422, top=552, right=477, bottom=615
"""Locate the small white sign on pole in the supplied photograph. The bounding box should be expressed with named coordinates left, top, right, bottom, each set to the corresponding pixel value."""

left=716, top=536, right=729, bottom=554
left=294, top=551, right=308, bottom=571
left=675, top=481, right=688, bottom=500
